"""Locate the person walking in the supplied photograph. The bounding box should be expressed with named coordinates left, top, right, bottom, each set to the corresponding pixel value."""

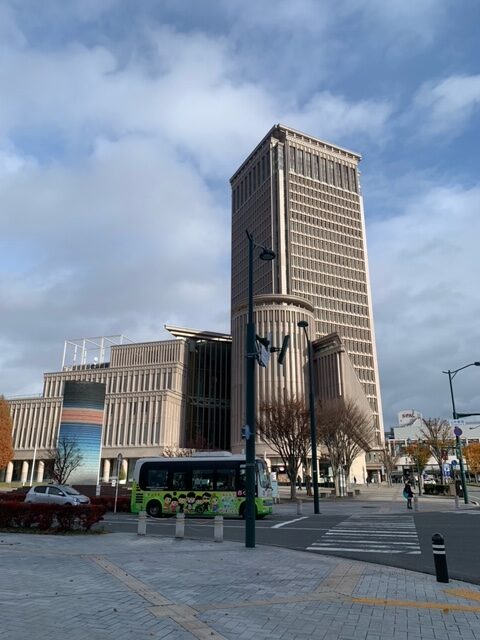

left=403, top=482, right=414, bottom=509
left=305, top=474, right=312, bottom=496
left=297, top=475, right=302, bottom=491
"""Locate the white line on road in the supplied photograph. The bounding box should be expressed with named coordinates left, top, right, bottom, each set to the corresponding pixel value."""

left=272, top=516, right=309, bottom=529
left=307, top=547, right=421, bottom=554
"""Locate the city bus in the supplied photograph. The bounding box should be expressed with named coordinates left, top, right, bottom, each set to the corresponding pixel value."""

left=131, top=452, right=273, bottom=518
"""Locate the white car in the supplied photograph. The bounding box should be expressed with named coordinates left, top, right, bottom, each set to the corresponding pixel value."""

left=25, top=484, right=90, bottom=506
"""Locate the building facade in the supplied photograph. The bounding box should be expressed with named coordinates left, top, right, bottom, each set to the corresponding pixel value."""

left=230, top=124, right=384, bottom=450
left=4, top=328, right=231, bottom=485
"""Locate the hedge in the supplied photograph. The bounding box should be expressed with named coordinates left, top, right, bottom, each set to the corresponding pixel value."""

left=0, top=502, right=106, bottom=532
left=0, top=492, right=26, bottom=502
left=423, top=484, right=449, bottom=495
left=90, top=496, right=131, bottom=512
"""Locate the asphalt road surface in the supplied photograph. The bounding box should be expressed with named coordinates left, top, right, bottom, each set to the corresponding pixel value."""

left=100, top=505, right=480, bottom=585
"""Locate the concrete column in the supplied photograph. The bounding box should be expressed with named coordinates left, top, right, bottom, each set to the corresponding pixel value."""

left=20, top=461, right=29, bottom=484
left=5, top=461, right=13, bottom=483
left=37, top=461, right=45, bottom=482
left=103, top=459, right=111, bottom=482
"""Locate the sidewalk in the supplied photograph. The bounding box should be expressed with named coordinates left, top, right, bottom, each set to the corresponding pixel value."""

left=1, top=531, right=480, bottom=639
left=283, top=483, right=480, bottom=513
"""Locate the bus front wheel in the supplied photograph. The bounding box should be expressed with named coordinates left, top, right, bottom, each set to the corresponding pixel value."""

left=146, top=500, right=162, bottom=518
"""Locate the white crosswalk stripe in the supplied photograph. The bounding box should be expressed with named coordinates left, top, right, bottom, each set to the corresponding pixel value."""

left=307, top=514, right=421, bottom=555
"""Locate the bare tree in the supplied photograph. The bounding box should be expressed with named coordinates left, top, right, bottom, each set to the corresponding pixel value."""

left=381, top=442, right=400, bottom=486
left=420, top=418, right=454, bottom=481
left=47, top=436, right=83, bottom=485
left=317, top=399, right=374, bottom=494
left=257, top=397, right=311, bottom=500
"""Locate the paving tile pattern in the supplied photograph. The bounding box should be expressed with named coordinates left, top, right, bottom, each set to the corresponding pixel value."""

left=1, top=533, right=480, bottom=639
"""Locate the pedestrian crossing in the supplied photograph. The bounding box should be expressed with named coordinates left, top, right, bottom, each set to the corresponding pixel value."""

left=307, top=514, right=421, bottom=555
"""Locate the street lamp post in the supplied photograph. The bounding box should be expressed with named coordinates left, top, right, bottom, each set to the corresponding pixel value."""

left=297, top=320, right=320, bottom=514
left=442, top=361, right=480, bottom=505
left=245, top=231, right=275, bottom=549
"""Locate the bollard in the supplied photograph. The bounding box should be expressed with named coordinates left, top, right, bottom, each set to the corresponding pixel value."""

left=214, top=515, right=223, bottom=543
left=296, top=499, right=303, bottom=516
left=413, top=496, right=419, bottom=512
left=455, top=495, right=459, bottom=509
left=175, top=512, right=185, bottom=539
left=137, top=510, right=147, bottom=536
left=432, top=533, right=449, bottom=583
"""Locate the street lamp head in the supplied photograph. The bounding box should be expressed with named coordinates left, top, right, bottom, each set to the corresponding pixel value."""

left=474, top=362, right=480, bottom=367
left=297, top=320, right=309, bottom=329
left=259, top=247, right=275, bottom=261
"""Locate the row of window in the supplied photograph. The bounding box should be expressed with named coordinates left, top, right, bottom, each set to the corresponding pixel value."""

left=290, top=176, right=360, bottom=207
left=291, top=222, right=364, bottom=251
left=289, top=145, right=359, bottom=194
left=292, top=272, right=369, bottom=301
left=108, top=369, right=174, bottom=394
left=292, top=238, right=365, bottom=271
left=232, top=153, right=271, bottom=211
left=291, top=256, right=367, bottom=286
left=292, top=209, right=363, bottom=243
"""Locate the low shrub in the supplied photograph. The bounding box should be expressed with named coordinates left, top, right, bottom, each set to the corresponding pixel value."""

left=423, top=484, right=449, bottom=496
left=0, top=502, right=106, bottom=532
left=0, top=492, right=26, bottom=502
left=90, top=496, right=131, bottom=512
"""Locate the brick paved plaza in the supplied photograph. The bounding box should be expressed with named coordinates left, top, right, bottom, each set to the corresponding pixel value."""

left=1, top=531, right=480, bottom=639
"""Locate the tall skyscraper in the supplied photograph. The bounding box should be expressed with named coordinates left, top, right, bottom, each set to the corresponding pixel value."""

left=230, top=124, right=384, bottom=449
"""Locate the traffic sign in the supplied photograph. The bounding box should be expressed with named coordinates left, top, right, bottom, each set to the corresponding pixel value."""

left=451, top=459, right=458, bottom=466
left=454, top=426, right=463, bottom=437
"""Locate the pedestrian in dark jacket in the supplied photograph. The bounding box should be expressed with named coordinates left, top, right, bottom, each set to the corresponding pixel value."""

left=403, top=482, right=414, bottom=509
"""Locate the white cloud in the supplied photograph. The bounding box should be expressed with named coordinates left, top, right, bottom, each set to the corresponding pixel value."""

left=285, top=92, right=393, bottom=145
left=413, top=74, right=480, bottom=137
left=369, top=183, right=480, bottom=424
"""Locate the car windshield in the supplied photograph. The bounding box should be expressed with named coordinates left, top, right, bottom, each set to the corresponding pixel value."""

left=59, top=486, right=80, bottom=495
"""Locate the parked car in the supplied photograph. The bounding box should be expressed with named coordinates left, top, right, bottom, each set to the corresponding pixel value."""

left=25, top=484, right=90, bottom=506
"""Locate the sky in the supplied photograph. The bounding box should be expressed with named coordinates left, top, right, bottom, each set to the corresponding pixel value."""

left=1, top=0, right=480, bottom=428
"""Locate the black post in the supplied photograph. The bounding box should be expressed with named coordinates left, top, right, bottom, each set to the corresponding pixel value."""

left=306, top=336, right=320, bottom=514
left=432, top=533, right=449, bottom=583
left=298, top=321, right=320, bottom=514
left=446, top=369, right=469, bottom=504
left=245, top=232, right=256, bottom=548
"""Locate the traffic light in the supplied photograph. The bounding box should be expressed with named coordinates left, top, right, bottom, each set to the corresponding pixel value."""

left=277, top=335, right=290, bottom=366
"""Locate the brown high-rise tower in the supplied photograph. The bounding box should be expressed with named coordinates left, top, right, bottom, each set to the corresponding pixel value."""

left=230, top=124, right=384, bottom=450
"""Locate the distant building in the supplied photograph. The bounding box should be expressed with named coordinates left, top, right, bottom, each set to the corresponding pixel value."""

left=385, top=410, right=480, bottom=481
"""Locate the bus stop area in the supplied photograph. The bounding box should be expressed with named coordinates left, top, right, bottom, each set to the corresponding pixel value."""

left=1, top=531, right=480, bottom=640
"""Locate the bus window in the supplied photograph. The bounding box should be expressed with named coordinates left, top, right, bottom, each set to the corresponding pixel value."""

left=146, top=468, right=168, bottom=490
left=216, top=468, right=236, bottom=491
left=192, top=468, right=213, bottom=491
left=256, top=461, right=270, bottom=488
left=239, top=465, right=246, bottom=491
left=172, top=471, right=188, bottom=491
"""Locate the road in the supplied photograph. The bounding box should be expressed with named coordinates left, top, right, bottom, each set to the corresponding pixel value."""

left=100, top=496, right=480, bottom=585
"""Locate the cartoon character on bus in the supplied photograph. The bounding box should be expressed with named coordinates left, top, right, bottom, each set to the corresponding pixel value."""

left=186, top=491, right=196, bottom=513
left=163, top=494, right=173, bottom=512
